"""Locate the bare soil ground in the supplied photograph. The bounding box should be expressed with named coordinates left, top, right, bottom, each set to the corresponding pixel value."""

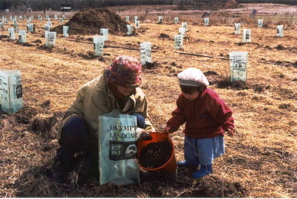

left=0, top=2, right=297, bottom=198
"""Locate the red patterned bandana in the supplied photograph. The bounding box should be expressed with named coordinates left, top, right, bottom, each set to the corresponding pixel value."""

left=106, top=56, right=142, bottom=87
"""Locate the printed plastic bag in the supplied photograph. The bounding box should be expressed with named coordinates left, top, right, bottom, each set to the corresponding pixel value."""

left=98, top=109, right=140, bottom=185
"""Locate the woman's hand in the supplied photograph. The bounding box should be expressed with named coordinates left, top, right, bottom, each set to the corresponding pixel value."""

left=163, top=126, right=173, bottom=134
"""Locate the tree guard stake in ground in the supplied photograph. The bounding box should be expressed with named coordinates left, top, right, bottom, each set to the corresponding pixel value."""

left=229, top=51, right=248, bottom=82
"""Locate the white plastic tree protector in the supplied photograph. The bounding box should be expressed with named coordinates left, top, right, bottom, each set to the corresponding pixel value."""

left=277, top=25, right=284, bottom=37
left=8, top=28, right=15, bottom=40
left=27, top=23, right=33, bottom=33
left=125, top=16, right=129, bottom=22
left=174, top=35, right=183, bottom=49
left=158, top=16, right=163, bottom=23
left=45, top=32, right=56, bottom=47
left=0, top=22, right=3, bottom=29
left=229, top=51, right=248, bottom=82
left=234, top=23, right=241, bottom=35
left=140, top=42, right=152, bottom=65
left=93, top=35, right=105, bottom=56
left=44, top=23, right=50, bottom=31
left=18, top=30, right=26, bottom=43
left=204, top=18, right=209, bottom=26
left=0, top=70, right=23, bottom=114
left=127, top=24, right=133, bottom=35
left=242, top=29, right=251, bottom=43
left=134, top=16, right=138, bottom=23
left=59, top=18, right=63, bottom=24
left=179, top=27, right=186, bottom=37
left=174, top=17, right=179, bottom=24
left=13, top=23, right=18, bottom=31
left=98, top=110, right=139, bottom=185
left=135, top=20, right=140, bottom=29
left=181, top=22, right=188, bottom=31
left=100, top=28, right=108, bottom=41
left=63, top=26, right=69, bottom=37
left=258, top=19, right=263, bottom=28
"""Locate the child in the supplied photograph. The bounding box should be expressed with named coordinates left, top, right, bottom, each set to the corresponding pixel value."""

left=164, top=67, right=234, bottom=178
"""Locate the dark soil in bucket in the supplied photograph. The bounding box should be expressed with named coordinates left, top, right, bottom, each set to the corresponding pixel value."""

left=139, top=141, right=172, bottom=169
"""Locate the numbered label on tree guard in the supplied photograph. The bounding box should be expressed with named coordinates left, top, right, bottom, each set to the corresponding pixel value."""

left=229, top=51, right=248, bottom=82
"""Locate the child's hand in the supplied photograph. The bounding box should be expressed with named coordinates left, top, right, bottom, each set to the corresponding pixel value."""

left=227, top=128, right=234, bottom=137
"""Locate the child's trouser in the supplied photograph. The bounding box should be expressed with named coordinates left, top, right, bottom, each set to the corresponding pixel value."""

left=184, top=135, right=225, bottom=165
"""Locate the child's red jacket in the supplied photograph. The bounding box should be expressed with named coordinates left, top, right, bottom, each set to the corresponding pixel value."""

left=166, top=88, right=234, bottom=139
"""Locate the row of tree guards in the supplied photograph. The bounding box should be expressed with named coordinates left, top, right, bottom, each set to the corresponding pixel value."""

left=0, top=14, right=286, bottom=114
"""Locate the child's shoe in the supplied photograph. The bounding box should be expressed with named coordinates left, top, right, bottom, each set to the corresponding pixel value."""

left=177, top=161, right=199, bottom=167
left=192, top=164, right=213, bottom=178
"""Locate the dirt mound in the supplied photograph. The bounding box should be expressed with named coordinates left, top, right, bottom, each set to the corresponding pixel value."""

left=52, top=8, right=129, bottom=35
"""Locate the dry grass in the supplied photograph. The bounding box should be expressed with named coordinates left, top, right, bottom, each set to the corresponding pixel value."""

left=0, top=3, right=297, bottom=198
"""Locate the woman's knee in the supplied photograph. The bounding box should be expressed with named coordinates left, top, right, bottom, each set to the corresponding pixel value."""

left=60, top=117, right=89, bottom=148
left=133, top=113, right=145, bottom=128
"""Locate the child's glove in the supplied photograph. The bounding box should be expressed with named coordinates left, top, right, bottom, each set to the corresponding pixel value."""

left=136, top=128, right=152, bottom=141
